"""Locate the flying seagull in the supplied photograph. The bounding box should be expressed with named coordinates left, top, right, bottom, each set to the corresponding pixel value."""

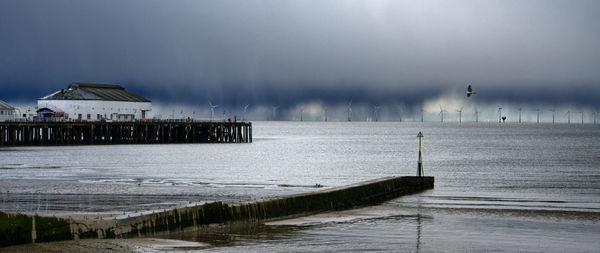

left=466, top=84, right=477, bottom=97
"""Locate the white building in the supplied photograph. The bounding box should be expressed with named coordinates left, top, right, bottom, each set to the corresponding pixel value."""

left=37, top=82, right=152, bottom=121
left=0, top=100, right=15, bottom=121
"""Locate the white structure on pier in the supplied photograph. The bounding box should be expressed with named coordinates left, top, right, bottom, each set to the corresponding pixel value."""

left=37, top=83, right=152, bottom=121
left=0, top=100, right=15, bottom=121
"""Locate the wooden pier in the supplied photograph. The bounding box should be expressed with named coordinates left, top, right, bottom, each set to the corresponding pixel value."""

left=0, top=121, right=251, bottom=146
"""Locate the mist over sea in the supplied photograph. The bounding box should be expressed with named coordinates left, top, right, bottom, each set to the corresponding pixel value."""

left=1, top=122, right=599, bottom=251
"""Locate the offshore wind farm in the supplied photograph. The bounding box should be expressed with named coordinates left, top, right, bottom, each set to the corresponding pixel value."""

left=92, top=85, right=595, bottom=125
left=141, top=95, right=598, bottom=125
left=6, top=94, right=598, bottom=125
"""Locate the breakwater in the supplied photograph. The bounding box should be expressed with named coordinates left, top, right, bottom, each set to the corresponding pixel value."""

left=0, top=176, right=433, bottom=247
left=0, top=121, right=251, bottom=146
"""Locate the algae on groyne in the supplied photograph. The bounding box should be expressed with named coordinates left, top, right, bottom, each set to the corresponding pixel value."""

left=0, top=176, right=433, bottom=247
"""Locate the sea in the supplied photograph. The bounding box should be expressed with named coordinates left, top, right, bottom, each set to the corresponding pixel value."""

left=1, top=121, right=599, bottom=252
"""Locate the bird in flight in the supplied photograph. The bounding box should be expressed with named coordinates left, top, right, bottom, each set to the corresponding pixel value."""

left=466, top=84, right=477, bottom=97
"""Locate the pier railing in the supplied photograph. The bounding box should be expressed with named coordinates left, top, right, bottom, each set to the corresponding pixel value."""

left=0, top=121, right=252, bottom=146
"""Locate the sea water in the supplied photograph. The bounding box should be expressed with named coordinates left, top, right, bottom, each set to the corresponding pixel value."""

left=1, top=122, right=599, bottom=252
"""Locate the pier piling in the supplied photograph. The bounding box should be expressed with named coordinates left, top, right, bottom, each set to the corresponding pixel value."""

left=0, top=121, right=252, bottom=146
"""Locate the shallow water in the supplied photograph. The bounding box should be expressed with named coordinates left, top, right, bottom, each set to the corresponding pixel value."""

left=183, top=208, right=599, bottom=252
left=1, top=122, right=599, bottom=251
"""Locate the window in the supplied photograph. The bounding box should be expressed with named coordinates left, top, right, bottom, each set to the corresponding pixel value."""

left=87, top=114, right=91, bottom=120
left=78, top=114, right=82, bottom=119
left=1, top=111, right=3, bottom=115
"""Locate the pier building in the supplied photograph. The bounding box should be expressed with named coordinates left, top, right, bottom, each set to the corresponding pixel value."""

left=0, top=100, right=15, bottom=122
left=37, top=83, right=152, bottom=121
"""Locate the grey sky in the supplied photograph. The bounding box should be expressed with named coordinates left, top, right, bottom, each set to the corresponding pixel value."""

left=1, top=0, right=599, bottom=109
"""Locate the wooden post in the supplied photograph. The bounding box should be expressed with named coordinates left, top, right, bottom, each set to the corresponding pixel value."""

left=59, top=125, right=64, bottom=145
left=90, top=124, right=95, bottom=144
left=192, top=125, right=197, bottom=142
left=144, top=125, right=149, bottom=143
left=41, top=125, right=47, bottom=145
left=118, top=124, right=122, bottom=143
left=417, top=132, right=424, bottom=177
left=0, top=125, right=4, bottom=146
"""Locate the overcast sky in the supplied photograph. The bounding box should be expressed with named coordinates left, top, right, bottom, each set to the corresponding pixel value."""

left=1, top=0, right=599, bottom=113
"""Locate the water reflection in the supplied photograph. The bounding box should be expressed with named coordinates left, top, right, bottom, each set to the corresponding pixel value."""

left=416, top=214, right=422, bottom=253
left=160, top=214, right=432, bottom=251
left=156, top=206, right=599, bottom=252
left=159, top=222, right=302, bottom=248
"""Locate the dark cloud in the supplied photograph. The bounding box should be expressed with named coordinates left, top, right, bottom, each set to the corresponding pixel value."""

left=1, top=0, right=599, bottom=108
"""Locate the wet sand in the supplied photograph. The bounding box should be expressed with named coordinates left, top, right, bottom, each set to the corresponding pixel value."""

left=267, top=205, right=600, bottom=226
left=0, top=238, right=208, bottom=253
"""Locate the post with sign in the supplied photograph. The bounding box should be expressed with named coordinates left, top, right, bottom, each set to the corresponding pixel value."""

left=417, top=131, right=424, bottom=177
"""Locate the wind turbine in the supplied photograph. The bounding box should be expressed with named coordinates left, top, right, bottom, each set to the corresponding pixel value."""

left=242, top=104, right=249, bottom=121
left=13, top=107, right=22, bottom=120
left=372, top=105, right=380, bottom=122
left=439, top=105, right=447, bottom=123
left=497, top=105, right=503, bottom=123
left=566, top=110, right=571, bottom=124
left=398, top=106, right=404, bottom=122
left=474, top=109, right=479, bottom=123
left=299, top=107, right=304, bottom=121
left=580, top=111, right=584, bottom=125
left=271, top=105, right=280, bottom=121
left=420, top=107, right=424, bottom=122
left=518, top=108, right=522, bottom=124
left=456, top=106, right=464, bottom=123
left=536, top=109, right=540, bottom=124
left=347, top=101, right=353, bottom=121
left=594, top=111, right=597, bottom=125
left=208, top=101, right=218, bottom=121
left=550, top=109, right=555, bottom=125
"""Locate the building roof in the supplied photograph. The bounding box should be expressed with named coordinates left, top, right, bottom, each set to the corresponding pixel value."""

left=36, top=106, right=64, bottom=114
left=39, top=82, right=151, bottom=102
left=0, top=100, right=15, bottom=110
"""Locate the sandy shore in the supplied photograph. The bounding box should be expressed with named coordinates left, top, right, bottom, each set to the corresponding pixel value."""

left=0, top=238, right=208, bottom=253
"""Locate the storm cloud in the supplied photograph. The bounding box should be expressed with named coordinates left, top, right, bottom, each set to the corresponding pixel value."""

left=1, top=0, right=599, bottom=114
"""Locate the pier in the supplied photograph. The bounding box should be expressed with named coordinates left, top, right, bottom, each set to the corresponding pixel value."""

left=0, top=121, right=252, bottom=146
left=0, top=176, right=433, bottom=247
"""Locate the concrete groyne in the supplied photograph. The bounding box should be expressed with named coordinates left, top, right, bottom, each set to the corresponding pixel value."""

left=0, top=176, right=433, bottom=247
